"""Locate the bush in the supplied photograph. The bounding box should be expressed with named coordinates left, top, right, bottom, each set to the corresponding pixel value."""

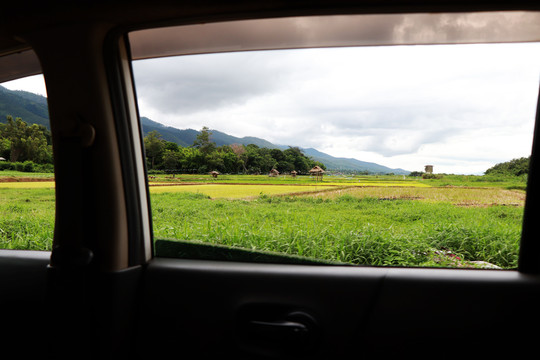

left=23, top=161, right=35, bottom=172
left=0, top=161, right=12, bottom=171
left=422, top=173, right=443, bottom=179
left=14, top=162, right=25, bottom=172
left=35, top=163, right=54, bottom=173
left=0, top=161, right=53, bottom=173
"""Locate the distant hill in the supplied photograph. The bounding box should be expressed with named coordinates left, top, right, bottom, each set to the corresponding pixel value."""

left=140, top=117, right=281, bottom=150
left=0, top=85, right=49, bottom=128
left=140, top=118, right=409, bottom=174
left=302, top=147, right=410, bottom=174
left=0, top=86, right=410, bottom=174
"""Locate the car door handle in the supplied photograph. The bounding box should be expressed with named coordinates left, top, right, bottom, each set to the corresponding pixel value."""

left=242, top=310, right=318, bottom=350
left=248, top=319, right=310, bottom=339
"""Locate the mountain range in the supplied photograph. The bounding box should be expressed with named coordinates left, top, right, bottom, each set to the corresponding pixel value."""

left=0, top=85, right=410, bottom=174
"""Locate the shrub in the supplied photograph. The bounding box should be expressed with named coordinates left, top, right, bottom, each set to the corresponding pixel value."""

left=422, top=173, right=443, bottom=179
left=23, top=161, right=35, bottom=172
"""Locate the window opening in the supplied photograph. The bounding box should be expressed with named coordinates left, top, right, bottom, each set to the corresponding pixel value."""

left=130, top=14, right=540, bottom=269
left=0, top=74, right=54, bottom=251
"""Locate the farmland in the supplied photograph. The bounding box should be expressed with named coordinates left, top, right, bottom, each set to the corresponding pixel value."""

left=0, top=171, right=527, bottom=269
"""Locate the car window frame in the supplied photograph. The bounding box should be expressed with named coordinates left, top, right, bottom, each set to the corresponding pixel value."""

left=103, top=12, right=540, bottom=274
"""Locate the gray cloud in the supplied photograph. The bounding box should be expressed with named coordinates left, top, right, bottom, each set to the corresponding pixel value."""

left=132, top=42, right=540, bottom=174
left=133, top=51, right=297, bottom=114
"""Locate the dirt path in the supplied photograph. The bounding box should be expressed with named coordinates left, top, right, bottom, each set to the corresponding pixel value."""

left=0, top=177, right=55, bottom=182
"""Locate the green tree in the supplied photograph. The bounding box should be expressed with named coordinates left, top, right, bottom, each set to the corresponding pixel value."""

left=0, top=116, right=52, bottom=163
left=0, top=137, right=10, bottom=159
left=284, top=147, right=311, bottom=172
left=161, top=149, right=182, bottom=170
left=143, top=130, right=165, bottom=169
left=230, top=143, right=247, bottom=173
left=485, top=156, right=530, bottom=176
left=192, top=126, right=216, bottom=155
left=164, top=141, right=179, bottom=152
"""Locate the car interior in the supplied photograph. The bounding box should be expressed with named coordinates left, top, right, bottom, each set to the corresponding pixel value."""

left=2, top=1, right=540, bottom=359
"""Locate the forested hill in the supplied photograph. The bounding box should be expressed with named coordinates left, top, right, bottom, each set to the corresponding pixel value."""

left=0, top=85, right=410, bottom=174
left=141, top=117, right=281, bottom=149
left=140, top=117, right=410, bottom=174
left=0, top=85, right=49, bottom=128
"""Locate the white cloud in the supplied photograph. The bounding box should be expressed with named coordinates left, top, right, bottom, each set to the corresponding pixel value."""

left=4, top=42, right=539, bottom=175
left=132, top=42, right=540, bottom=174
left=1, top=74, right=47, bottom=96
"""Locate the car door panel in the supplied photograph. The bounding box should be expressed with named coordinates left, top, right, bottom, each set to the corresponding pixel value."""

left=137, top=258, right=540, bottom=358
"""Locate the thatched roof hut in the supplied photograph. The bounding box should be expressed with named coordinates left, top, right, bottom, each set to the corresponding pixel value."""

left=269, top=168, right=279, bottom=177
left=291, top=170, right=297, bottom=178
left=309, top=166, right=325, bottom=180
left=210, top=170, right=220, bottom=178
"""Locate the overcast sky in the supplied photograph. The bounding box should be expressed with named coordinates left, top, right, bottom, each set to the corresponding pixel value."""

left=132, top=42, right=540, bottom=175
left=4, top=42, right=540, bottom=175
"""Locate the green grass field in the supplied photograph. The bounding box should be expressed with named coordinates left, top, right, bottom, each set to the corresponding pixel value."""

left=0, top=171, right=527, bottom=268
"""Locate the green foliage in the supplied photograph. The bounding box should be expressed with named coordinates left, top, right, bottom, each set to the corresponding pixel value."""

left=143, top=130, right=165, bottom=169
left=150, top=191, right=523, bottom=269
left=0, top=116, right=52, bottom=164
left=1, top=174, right=525, bottom=268
left=144, top=127, right=325, bottom=175
left=485, top=156, right=530, bottom=176
left=422, top=173, right=443, bottom=179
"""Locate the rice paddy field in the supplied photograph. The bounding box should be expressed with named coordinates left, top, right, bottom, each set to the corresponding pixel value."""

left=0, top=171, right=528, bottom=269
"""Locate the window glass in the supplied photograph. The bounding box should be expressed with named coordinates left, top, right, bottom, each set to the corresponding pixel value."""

left=130, top=15, right=540, bottom=269
left=0, top=74, right=54, bottom=251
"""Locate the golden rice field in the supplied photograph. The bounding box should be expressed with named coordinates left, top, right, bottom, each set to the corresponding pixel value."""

left=0, top=181, right=55, bottom=189
left=149, top=183, right=338, bottom=198
left=0, top=178, right=525, bottom=206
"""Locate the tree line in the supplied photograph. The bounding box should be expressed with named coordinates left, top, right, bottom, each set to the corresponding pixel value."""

left=0, top=116, right=53, bottom=172
left=144, top=126, right=326, bottom=174
left=485, top=156, right=530, bottom=177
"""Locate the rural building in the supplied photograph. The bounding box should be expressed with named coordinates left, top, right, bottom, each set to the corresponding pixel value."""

left=309, top=165, right=325, bottom=181
left=210, top=170, right=220, bottom=178
left=424, top=165, right=433, bottom=174
left=269, top=169, right=279, bottom=177
left=291, top=170, right=297, bottom=178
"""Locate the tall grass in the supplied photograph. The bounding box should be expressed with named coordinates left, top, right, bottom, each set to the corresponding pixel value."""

left=151, top=192, right=523, bottom=268
left=0, top=174, right=525, bottom=269
left=0, top=187, right=55, bottom=250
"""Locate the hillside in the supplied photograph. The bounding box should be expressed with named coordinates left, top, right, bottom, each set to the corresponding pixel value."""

left=0, top=86, right=410, bottom=174
left=140, top=117, right=282, bottom=150
left=302, top=147, right=410, bottom=174
left=0, top=85, right=49, bottom=128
